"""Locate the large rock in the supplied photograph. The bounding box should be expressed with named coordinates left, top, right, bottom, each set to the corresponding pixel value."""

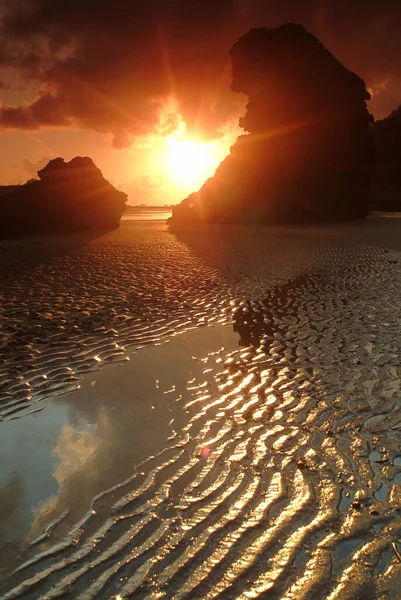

left=0, top=157, right=127, bottom=238
left=369, top=106, right=401, bottom=211
left=169, top=24, right=375, bottom=225
left=373, top=106, right=401, bottom=187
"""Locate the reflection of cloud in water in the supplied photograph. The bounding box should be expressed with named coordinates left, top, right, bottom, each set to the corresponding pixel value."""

left=29, top=409, right=110, bottom=541
left=52, top=421, right=102, bottom=486
left=25, top=326, right=238, bottom=546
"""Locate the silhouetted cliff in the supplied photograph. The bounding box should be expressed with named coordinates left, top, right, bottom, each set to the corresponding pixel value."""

left=0, top=157, right=127, bottom=238
left=169, top=24, right=375, bottom=225
left=374, top=106, right=401, bottom=187
left=0, top=185, right=20, bottom=198
left=367, top=107, right=401, bottom=211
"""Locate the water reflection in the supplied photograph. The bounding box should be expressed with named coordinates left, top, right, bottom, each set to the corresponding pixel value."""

left=0, top=403, right=75, bottom=556
left=0, top=324, right=239, bottom=576
left=28, top=410, right=109, bottom=543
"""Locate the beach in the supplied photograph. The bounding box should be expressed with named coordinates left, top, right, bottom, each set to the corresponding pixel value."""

left=1, top=213, right=401, bottom=598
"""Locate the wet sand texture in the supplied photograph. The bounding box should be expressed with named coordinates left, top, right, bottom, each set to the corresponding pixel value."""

left=1, top=217, right=401, bottom=598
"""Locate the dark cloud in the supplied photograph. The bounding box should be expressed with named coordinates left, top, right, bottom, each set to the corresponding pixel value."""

left=0, top=90, right=71, bottom=129
left=0, top=0, right=400, bottom=145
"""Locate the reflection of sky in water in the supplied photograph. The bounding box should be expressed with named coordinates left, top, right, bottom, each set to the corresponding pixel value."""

left=0, top=324, right=238, bottom=560
left=51, top=422, right=99, bottom=486
left=28, top=412, right=109, bottom=541
left=0, top=403, right=91, bottom=545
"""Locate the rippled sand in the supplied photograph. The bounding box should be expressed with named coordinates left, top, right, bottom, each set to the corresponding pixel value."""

left=1, top=216, right=401, bottom=598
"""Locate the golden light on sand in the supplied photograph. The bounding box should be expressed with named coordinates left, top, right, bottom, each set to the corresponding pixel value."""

left=164, top=137, right=223, bottom=191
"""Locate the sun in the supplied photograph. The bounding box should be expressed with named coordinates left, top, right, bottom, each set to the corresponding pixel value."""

left=164, top=137, right=222, bottom=191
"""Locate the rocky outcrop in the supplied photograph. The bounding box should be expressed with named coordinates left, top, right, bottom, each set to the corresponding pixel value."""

left=169, top=24, right=375, bottom=225
left=366, top=107, right=401, bottom=211
left=0, top=157, right=127, bottom=238
left=0, top=185, right=20, bottom=198
left=373, top=107, right=401, bottom=187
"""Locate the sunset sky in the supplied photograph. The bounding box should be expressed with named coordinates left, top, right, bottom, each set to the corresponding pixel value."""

left=1, top=0, right=401, bottom=204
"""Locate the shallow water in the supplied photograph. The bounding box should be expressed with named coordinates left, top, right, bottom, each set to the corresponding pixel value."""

left=1, top=217, right=401, bottom=598
left=0, top=324, right=238, bottom=577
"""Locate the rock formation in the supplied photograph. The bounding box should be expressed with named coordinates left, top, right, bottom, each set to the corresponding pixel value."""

left=369, top=106, right=401, bottom=212
left=169, top=24, right=375, bottom=225
left=0, top=157, right=127, bottom=238
left=0, top=185, right=20, bottom=198
left=373, top=106, right=401, bottom=187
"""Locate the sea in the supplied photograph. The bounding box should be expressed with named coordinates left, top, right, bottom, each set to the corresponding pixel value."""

left=121, top=205, right=173, bottom=221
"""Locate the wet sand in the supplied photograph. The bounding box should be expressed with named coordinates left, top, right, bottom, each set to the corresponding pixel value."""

left=1, top=216, right=401, bottom=598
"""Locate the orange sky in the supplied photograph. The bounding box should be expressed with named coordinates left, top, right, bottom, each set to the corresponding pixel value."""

left=1, top=1, right=401, bottom=204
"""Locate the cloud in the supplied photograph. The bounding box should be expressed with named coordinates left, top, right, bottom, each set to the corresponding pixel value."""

left=0, top=0, right=400, bottom=144
left=0, top=0, right=242, bottom=144
left=22, top=156, right=51, bottom=176
left=0, top=90, right=71, bottom=129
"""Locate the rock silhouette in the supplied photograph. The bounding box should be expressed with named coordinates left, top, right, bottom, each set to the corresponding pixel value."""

left=373, top=106, right=401, bottom=186
left=169, top=24, right=375, bottom=225
left=0, top=157, right=127, bottom=238
left=367, top=106, right=401, bottom=212
left=0, top=185, right=20, bottom=198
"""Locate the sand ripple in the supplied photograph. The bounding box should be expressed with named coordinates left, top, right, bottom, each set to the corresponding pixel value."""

left=0, top=223, right=334, bottom=420
left=0, top=227, right=231, bottom=419
left=1, top=220, right=401, bottom=597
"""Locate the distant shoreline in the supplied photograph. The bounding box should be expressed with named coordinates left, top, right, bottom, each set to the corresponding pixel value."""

left=122, top=205, right=173, bottom=221
left=125, top=204, right=176, bottom=210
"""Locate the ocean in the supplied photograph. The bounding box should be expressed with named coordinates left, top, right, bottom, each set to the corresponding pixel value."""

left=121, top=206, right=173, bottom=221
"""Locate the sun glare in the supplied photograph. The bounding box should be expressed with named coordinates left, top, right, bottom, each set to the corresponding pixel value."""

left=134, top=97, right=243, bottom=201
left=165, top=137, right=223, bottom=191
